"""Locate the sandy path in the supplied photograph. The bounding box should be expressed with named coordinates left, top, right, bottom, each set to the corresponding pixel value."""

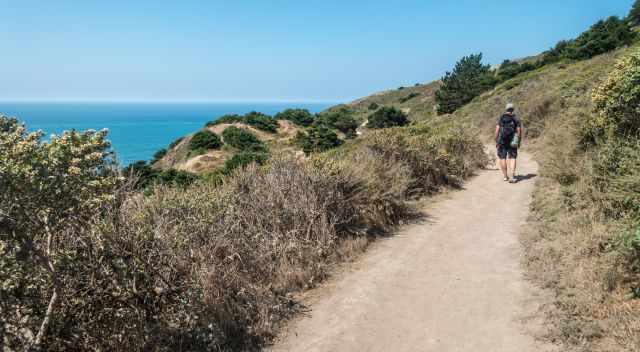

left=270, top=151, right=555, bottom=352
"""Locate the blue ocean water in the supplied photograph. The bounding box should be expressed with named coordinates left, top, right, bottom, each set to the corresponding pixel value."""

left=0, top=102, right=335, bottom=165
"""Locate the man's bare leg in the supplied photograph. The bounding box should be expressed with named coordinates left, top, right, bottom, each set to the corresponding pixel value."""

left=499, top=159, right=508, bottom=179
left=509, top=158, right=517, bottom=179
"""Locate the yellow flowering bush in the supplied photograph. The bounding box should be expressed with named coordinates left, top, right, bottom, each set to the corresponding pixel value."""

left=589, top=48, right=640, bottom=142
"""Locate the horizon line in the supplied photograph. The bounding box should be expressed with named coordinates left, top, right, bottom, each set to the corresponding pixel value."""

left=0, top=98, right=349, bottom=104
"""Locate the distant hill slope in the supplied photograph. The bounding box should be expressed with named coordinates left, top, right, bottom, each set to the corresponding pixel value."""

left=326, top=80, right=441, bottom=124
left=155, top=119, right=301, bottom=173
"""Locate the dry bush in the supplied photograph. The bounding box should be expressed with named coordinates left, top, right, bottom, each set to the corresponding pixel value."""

left=2, top=116, right=487, bottom=350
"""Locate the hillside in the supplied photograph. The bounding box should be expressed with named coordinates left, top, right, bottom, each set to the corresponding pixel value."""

left=328, top=80, right=441, bottom=124
left=155, top=119, right=301, bottom=173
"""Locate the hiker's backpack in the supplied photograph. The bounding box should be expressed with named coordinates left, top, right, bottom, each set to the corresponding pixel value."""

left=498, top=114, right=518, bottom=146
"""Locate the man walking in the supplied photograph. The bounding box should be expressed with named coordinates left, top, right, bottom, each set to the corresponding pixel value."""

left=495, top=103, right=523, bottom=183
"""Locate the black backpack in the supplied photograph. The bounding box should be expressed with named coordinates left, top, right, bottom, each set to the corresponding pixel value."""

left=498, top=114, right=517, bottom=146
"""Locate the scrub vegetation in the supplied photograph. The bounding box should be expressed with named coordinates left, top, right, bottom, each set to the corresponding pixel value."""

left=0, top=114, right=486, bottom=351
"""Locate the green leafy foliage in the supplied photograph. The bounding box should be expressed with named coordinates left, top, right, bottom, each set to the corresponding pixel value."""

left=157, top=168, right=199, bottom=187
left=222, top=151, right=269, bottom=174
left=168, top=136, right=184, bottom=149
left=189, top=130, right=223, bottom=151
left=630, top=0, right=640, bottom=26
left=565, top=17, right=635, bottom=60
left=366, top=107, right=409, bottom=129
left=205, top=112, right=279, bottom=133
left=275, top=108, right=315, bottom=126
left=295, top=126, right=343, bottom=154
left=221, top=126, right=266, bottom=152
left=368, top=102, right=379, bottom=110
left=244, top=111, right=279, bottom=132
left=315, top=107, right=358, bottom=137
left=151, top=148, right=167, bottom=164
left=123, top=160, right=198, bottom=189
left=205, top=114, right=243, bottom=127
left=497, top=60, right=538, bottom=81
left=399, top=92, right=421, bottom=103
left=435, top=53, right=498, bottom=114
left=589, top=48, right=640, bottom=142
left=542, top=16, right=635, bottom=64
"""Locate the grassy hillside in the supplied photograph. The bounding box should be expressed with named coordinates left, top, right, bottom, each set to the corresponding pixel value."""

left=327, top=80, right=441, bottom=124
left=155, top=119, right=300, bottom=173
left=152, top=82, right=442, bottom=175
left=445, top=44, right=640, bottom=351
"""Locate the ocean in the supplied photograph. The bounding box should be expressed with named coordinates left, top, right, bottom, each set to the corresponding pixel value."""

left=0, top=102, right=335, bottom=165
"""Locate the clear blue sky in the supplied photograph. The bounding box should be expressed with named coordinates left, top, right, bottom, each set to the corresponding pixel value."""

left=0, top=0, right=634, bottom=102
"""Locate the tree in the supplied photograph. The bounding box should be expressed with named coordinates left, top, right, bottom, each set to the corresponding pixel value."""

left=315, top=106, right=359, bottom=138
left=275, top=108, right=315, bottom=126
left=435, top=53, right=497, bottom=114
left=629, top=0, right=640, bottom=26
left=0, top=116, right=120, bottom=349
left=366, top=107, right=409, bottom=129
left=295, top=126, right=343, bottom=154
left=221, top=126, right=266, bottom=152
left=243, top=111, right=279, bottom=133
left=222, top=151, right=269, bottom=174
left=189, top=130, right=222, bottom=151
left=564, top=17, right=635, bottom=60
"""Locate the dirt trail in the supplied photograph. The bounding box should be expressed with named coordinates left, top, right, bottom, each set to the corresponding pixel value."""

left=271, top=151, right=556, bottom=352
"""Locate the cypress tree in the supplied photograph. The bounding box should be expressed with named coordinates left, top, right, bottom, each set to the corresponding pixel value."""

left=435, top=53, right=497, bottom=114
left=629, top=0, right=640, bottom=26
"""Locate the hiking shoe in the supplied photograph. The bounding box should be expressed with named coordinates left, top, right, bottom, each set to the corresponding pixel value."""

left=509, top=178, right=517, bottom=184
left=503, top=177, right=509, bottom=182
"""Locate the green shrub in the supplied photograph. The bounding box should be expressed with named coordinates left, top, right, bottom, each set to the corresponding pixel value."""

left=222, top=126, right=266, bottom=152
left=541, top=16, right=635, bottom=64
left=399, top=92, right=420, bottom=103
left=496, top=60, right=537, bottom=81
left=168, top=136, right=184, bottom=149
left=189, top=130, right=222, bottom=151
left=315, top=107, right=358, bottom=137
left=436, top=53, right=498, bottom=114
left=275, top=108, right=315, bottom=126
left=151, top=148, right=167, bottom=164
left=366, top=107, right=409, bottom=129
left=295, top=126, right=343, bottom=154
left=629, top=0, right=640, bottom=26
left=368, top=102, right=379, bottom=110
left=244, top=111, right=279, bottom=132
left=157, top=168, right=199, bottom=188
left=205, top=114, right=243, bottom=127
left=123, top=161, right=198, bottom=190
left=222, top=151, right=269, bottom=174
left=123, top=160, right=159, bottom=188
left=204, top=112, right=279, bottom=133
left=565, top=17, right=635, bottom=61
